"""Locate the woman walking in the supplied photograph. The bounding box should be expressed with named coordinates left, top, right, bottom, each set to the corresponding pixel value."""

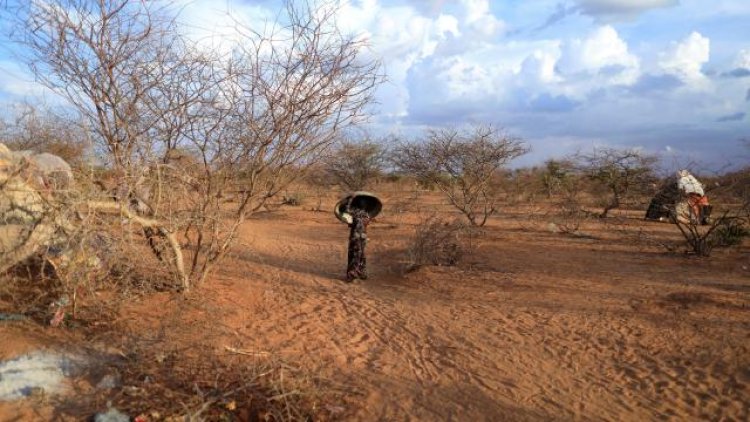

left=346, top=207, right=371, bottom=282
left=335, top=192, right=382, bottom=283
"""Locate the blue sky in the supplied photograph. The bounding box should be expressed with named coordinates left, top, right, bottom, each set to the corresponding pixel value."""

left=1, top=0, right=749, bottom=169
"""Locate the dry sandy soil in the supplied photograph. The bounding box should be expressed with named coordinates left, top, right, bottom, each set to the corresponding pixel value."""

left=1, top=191, right=749, bottom=421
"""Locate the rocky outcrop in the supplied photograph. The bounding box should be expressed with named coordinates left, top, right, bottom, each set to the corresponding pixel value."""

left=0, top=143, right=73, bottom=273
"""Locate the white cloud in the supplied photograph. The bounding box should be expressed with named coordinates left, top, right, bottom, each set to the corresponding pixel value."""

left=520, top=49, right=561, bottom=84
left=458, top=0, right=505, bottom=38
left=659, top=31, right=711, bottom=86
left=173, top=0, right=274, bottom=54
left=1, top=0, right=746, bottom=168
left=405, top=24, right=646, bottom=121
left=337, top=0, right=381, bottom=35
left=330, top=0, right=506, bottom=121
left=733, top=49, right=750, bottom=69
left=332, top=1, right=445, bottom=119
left=434, top=14, right=461, bottom=38
left=460, top=0, right=490, bottom=23
left=557, top=25, right=640, bottom=88
left=440, top=57, right=493, bottom=98
left=562, top=26, right=637, bottom=70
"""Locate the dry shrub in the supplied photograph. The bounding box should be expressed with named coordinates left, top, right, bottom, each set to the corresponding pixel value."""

left=516, top=195, right=591, bottom=237
left=103, top=344, right=336, bottom=421
left=539, top=159, right=576, bottom=199
left=0, top=260, right=63, bottom=320
left=0, top=166, right=183, bottom=326
left=712, top=218, right=749, bottom=247
left=281, top=191, right=306, bottom=207
left=0, top=217, right=172, bottom=327
left=671, top=210, right=748, bottom=256
left=602, top=211, right=748, bottom=256
left=549, top=195, right=590, bottom=235
left=0, top=259, right=120, bottom=329
left=406, top=216, right=477, bottom=271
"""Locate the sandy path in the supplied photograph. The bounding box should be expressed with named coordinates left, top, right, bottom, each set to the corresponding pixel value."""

left=205, top=209, right=750, bottom=421
left=2, top=203, right=746, bottom=421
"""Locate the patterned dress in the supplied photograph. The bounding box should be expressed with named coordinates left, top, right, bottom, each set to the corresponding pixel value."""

left=346, top=208, right=371, bottom=282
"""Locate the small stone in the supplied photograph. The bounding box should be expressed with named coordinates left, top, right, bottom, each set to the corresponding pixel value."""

left=122, top=386, right=145, bottom=397
left=93, top=408, right=130, bottom=422
left=96, top=374, right=120, bottom=390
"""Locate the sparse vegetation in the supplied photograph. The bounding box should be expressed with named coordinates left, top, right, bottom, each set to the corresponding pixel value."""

left=712, top=218, right=749, bottom=247
left=0, top=103, right=91, bottom=167
left=406, top=215, right=477, bottom=271
left=1, top=1, right=749, bottom=421
left=281, top=191, right=306, bottom=206
left=324, top=137, right=389, bottom=191
left=541, top=159, right=576, bottom=199
left=551, top=195, right=590, bottom=235
left=576, top=147, right=657, bottom=218
left=670, top=195, right=749, bottom=256
left=393, top=124, right=528, bottom=226
left=8, top=0, right=382, bottom=289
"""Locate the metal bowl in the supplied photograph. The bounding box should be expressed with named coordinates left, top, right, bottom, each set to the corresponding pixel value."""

left=334, top=191, right=382, bottom=224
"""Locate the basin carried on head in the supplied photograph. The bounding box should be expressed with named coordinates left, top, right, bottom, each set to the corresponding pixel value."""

left=334, top=191, right=382, bottom=225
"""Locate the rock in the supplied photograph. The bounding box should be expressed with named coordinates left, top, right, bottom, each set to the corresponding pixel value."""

left=122, top=385, right=146, bottom=397
left=0, top=352, right=74, bottom=400
left=95, top=374, right=120, bottom=390
left=93, top=407, right=130, bottom=422
left=27, top=152, right=73, bottom=190
left=0, top=143, right=75, bottom=273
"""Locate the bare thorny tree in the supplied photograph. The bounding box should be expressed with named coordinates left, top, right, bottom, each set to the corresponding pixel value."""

left=8, top=0, right=382, bottom=289
left=0, top=103, right=92, bottom=166
left=576, top=147, right=658, bottom=218
left=393, top=125, right=528, bottom=227
left=540, top=159, right=576, bottom=199
left=323, top=136, right=389, bottom=191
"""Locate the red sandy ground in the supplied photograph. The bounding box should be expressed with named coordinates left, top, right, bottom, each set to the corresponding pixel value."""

left=1, top=193, right=749, bottom=421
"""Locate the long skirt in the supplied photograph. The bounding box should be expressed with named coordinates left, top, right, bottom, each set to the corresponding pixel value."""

left=346, top=237, right=367, bottom=281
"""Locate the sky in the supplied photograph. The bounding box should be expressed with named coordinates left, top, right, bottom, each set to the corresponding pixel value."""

left=1, top=0, right=749, bottom=169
